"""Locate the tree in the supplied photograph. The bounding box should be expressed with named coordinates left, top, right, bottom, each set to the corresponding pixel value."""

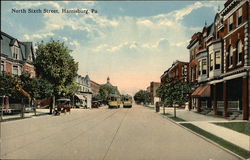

left=0, top=72, right=22, bottom=102
left=99, top=84, right=118, bottom=104
left=20, top=72, right=53, bottom=99
left=133, top=90, right=151, bottom=104
left=34, top=40, right=78, bottom=97
left=157, top=78, right=191, bottom=117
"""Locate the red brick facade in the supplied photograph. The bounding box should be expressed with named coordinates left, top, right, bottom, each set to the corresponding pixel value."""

left=187, top=0, right=250, bottom=120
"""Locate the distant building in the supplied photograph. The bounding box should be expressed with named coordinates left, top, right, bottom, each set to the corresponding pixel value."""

left=75, top=75, right=92, bottom=108
left=161, top=60, right=189, bottom=84
left=90, top=80, right=101, bottom=96
left=102, top=77, right=120, bottom=95
left=1, top=31, right=36, bottom=77
left=150, top=82, right=160, bottom=105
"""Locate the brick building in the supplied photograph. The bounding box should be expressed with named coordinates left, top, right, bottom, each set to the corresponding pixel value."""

left=1, top=31, right=36, bottom=77
left=187, top=0, right=249, bottom=120
left=90, top=80, right=101, bottom=96
left=161, top=60, right=189, bottom=84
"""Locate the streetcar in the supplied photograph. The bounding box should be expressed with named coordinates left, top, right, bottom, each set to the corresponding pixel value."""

left=108, top=94, right=121, bottom=109
left=122, top=95, right=132, bottom=108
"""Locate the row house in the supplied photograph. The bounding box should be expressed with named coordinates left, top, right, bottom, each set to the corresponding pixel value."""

left=1, top=31, right=36, bottom=77
left=75, top=75, right=92, bottom=108
left=161, top=60, right=189, bottom=85
left=187, top=0, right=250, bottom=120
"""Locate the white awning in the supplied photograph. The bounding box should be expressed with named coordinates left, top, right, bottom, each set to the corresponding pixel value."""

left=75, top=94, right=86, bottom=100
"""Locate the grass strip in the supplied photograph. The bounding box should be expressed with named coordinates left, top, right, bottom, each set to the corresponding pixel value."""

left=162, top=113, right=186, bottom=122
left=214, top=122, right=250, bottom=136
left=0, top=116, right=31, bottom=122
left=181, top=123, right=250, bottom=159
left=168, top=116, right=186, bottom=122
left=34, top=112, right=50, bottom=116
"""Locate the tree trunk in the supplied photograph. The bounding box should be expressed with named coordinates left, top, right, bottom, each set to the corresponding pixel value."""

left=163, top=105, right=165, bottom=115
left=174, top=105, right=176, bottom=118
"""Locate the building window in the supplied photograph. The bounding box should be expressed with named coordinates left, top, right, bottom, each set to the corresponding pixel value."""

left=202, top=59, right=207, bottom=75
left=12, top=46, right=20, bottom=59
left=28, top=54, right=32, bottom=61
left=237, top=40, right=243, bottom=64
left=237, top=8, right=242, bottom=26
left=215, top=51, right=221, bottom=69
left=228, top=15, right=233, bottom=31
left=1, top=61, right=4, bottom=72
left=210, top=52, right=214, bottom=71
left=13, top=65, right=18, bottom=75
left=229, top=46, right=233, bottom=67
left=198, top=61, right=202, bottom=75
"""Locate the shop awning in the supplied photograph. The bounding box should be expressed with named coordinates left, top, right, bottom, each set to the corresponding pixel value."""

left=75, top=94, right=86, bottom=100
left=191, top=85, right=210, bottom=97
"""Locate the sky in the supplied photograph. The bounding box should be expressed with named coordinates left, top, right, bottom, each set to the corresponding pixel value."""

left=1, top=1, right=225, bottom=95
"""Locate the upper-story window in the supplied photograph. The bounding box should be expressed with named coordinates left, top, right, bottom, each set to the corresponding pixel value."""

left=237, top=8, right=242, bottom=26
left=28, top=53, right=33, bottom=61
left=215, top=51, right=221, bottom=69
left=237, top=40, right=243, bottom=64
left=228, top=15, right=233, bottom=32
left=229, top=46, right=233, bottom=67
left=12, top=46, right=20, bottom=59
left=210, top=52, right=214, bottom=71
left=202, top=59, right=207, bottom=75
left=198, top=61, right=202, bottom=75
left=1, top=61, right=4, bottom=72
left=12, top=65, right=19, bottom=75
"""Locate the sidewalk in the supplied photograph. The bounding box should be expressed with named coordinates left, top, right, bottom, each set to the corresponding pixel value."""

left=157, top=107, right=250, bottom=151
left=0, top=109, right=50, bottom=122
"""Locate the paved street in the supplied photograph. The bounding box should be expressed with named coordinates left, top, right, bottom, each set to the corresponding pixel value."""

left=0, top=104, right=240, bottom=160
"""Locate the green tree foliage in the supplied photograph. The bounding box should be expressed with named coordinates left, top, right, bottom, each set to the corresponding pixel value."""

left=99, top=84, right=118, bottom=102
left=133, top=90, right=151, bottom=104
left=20, top=72, right=53, bottom=99
left=0, top=72, right=53, bottom=101
left=0, top=72, right=19, bottom=97
left=156, top=78, right=191, bottom=107
left=34, top=40, right=78, bottom=97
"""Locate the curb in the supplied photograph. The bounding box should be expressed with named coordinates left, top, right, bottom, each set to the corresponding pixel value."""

left=159, top=113, right=246, bottom=160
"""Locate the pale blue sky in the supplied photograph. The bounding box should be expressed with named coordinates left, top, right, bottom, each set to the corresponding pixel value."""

left=1, top=1, right=225, bottom=95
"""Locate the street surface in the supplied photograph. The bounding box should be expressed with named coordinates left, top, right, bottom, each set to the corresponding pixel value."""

left=0, top=104, right=239, bottom=160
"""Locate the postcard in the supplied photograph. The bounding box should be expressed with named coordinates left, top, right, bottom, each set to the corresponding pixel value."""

left=0, top=1, right=249, bottom=160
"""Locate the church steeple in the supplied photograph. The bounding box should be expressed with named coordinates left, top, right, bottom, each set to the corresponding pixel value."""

left=107, top=76, right=110, bottom=84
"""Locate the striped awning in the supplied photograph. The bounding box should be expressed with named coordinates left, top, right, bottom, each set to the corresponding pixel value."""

left=191, top=85, right=210, bottom=97
left=75, top=94, right=86, bottom=100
